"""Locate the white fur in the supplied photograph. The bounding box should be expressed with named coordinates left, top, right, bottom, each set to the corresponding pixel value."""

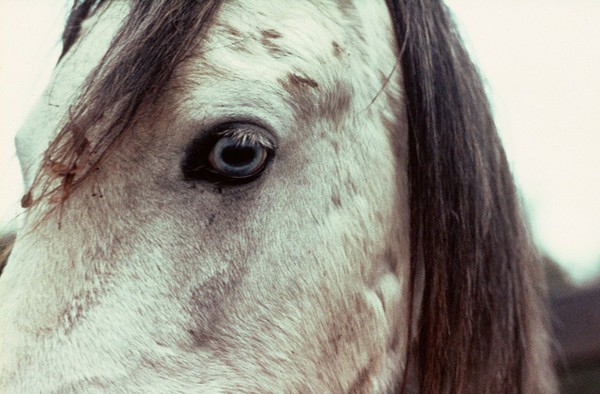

left=0, top=1, right=409, bottom=392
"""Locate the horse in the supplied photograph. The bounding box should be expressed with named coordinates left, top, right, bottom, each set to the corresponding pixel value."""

left=0, top=0, right=556, bottom=392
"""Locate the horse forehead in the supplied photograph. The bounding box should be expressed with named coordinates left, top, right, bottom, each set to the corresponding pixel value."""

left=179, top=0, right=397, bottom=124
left=208, top=0, right=395, bottom=65
left=214, top=0, right=351, bottom=42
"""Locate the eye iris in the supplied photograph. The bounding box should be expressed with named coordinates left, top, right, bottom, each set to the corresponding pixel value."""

left=210, top=137, right=267, bottom=177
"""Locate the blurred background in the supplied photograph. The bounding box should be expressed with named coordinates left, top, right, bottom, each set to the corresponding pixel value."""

left=5, top=0, right=598, bottom=284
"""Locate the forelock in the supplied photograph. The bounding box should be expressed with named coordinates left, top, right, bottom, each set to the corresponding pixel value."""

left=27, top=0, right=225, bottom=209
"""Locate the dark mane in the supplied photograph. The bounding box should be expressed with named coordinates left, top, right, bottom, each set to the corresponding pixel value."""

left=387, top=1, right=555, bottom=392
left=60, top=0, right=107, bottom=60
left=26, top=1, right=555, bottom=392
left=25, top=0, right=223, bottom=208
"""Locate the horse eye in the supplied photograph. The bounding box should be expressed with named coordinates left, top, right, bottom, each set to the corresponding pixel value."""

left=208, top=136, right=268, bottom=178
left=182, top=123, right=275, bottom=185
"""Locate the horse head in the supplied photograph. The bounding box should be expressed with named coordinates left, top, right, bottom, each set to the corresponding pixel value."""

left=0, top=1, right=556, bottom=392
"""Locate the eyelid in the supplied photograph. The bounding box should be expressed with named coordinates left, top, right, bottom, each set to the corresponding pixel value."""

left=189, top=114, right=280, bottom=148
left=216, top=124, right=277, bottom=151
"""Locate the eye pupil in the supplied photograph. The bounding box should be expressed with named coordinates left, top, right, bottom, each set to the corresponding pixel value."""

left=221, top=146, right=256, bottom=167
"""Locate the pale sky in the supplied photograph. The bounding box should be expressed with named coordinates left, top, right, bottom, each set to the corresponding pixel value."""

left=1, top=1, right=599, bottom=282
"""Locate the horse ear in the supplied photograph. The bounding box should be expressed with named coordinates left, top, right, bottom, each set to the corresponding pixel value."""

left=386, top=1, right=556, bottom=392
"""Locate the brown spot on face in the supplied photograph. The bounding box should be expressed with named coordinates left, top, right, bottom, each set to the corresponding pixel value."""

left=331, top=191, right=342, bottom=207
left=225, top=25, right=242, bottom=37
left=288, top=73, right=319, bottom=89
left=279, top=73, right=353, bottom=126
left=278, top=73, right=319, bottom=122
left=261, top=29, right=282, bottom=39
left=208, top=23, right=251, bottom=55
left=260, top=29, right=291, bottom=58
left=346, top=177, right=359, bottom=195
left=319, top=80, right=352, bottom=123
left=332, top=41, right=343, bottom=58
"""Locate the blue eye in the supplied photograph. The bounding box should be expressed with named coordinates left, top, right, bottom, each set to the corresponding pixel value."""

left=182, top=123, right=275, bottom=185
left=208, top=136, right=268, bottom=178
